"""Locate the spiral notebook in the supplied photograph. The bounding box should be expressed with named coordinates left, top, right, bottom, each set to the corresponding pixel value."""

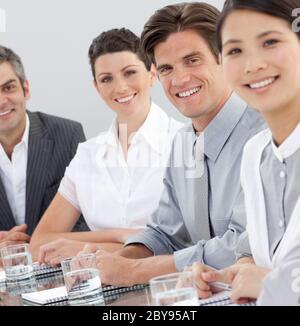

left=21, top=283, right=148, bottom=305
left=199, top=291, right=256, bottom=306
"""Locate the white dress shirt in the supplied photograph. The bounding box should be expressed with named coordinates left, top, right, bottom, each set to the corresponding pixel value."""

left=58, top=103, right=183, bottom=230
left=0, top=114, right=30, bottom=226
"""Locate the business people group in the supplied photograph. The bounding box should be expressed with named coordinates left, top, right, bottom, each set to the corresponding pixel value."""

left=1, top=0, right=300, bottom=305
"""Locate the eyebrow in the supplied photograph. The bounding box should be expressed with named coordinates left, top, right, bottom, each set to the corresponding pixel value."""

left=156, top=51, right=203, bottom=71
left=97, top=65, right=139, bottom=78
left=223, top=31, right=284, bottom=48
left=0, top=79, right=17, bottom=88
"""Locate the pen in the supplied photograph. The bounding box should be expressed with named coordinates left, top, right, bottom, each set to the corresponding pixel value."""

left=209, top=281, right=232, bottom=291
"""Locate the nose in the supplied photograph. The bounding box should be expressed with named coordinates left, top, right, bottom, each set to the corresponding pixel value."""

left=244, top=54, right=267, bottom=74
left=0, top=92, right=9, bottom=109
left=171, top=66, right=191, bottom=87
left=114, top=77, right=129, bottom=94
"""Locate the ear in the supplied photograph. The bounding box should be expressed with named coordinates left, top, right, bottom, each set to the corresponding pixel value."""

left=23, top=80, right=30, bottom=100
left=149, top=64, right=157, bottom=87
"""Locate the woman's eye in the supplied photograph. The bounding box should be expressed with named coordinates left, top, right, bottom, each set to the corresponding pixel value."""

left=264, top=39, right=278, bottom=47
left=101, top=76, right=112, bottom=83
left=125, top=70, right=136, bottom=77
left=227, top=48, right=241, bottom=56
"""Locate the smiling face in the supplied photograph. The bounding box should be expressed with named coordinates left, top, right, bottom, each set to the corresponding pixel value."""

left=154, top=29, right=231, bottom=124
left=0, top=62, right=29, bottom=138
left=94, top=51, right=156, bottom=119
left=221, top=10, right=300, bottom=116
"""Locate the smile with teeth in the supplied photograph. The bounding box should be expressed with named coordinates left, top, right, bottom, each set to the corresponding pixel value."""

left=0, top=109, right=13, bottom=117
left=248, top=77, right=277, bottom=90
left=177, top=87, right=201, bottom=98
left=115, top=94, right=136, bottom=104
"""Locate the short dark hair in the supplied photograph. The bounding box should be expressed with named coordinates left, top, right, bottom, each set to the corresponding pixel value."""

left=88, top=28, right=152, bottom=80
left=0, top=45, right=26, bottom=92
left=217, top=0, right=300, bottom=52
left=141, top=2, right=220, bottom=64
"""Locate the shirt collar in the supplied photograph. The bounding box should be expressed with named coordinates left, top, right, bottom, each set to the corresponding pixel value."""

left=21, top=114, right=30, bottom=149
left=271, top=122, right=300, bottom=162
left=131, top=102, right=168, bottom=154
left=203, top=92, right=248, bottom=162
left=97, top=102, right=168, bottom=155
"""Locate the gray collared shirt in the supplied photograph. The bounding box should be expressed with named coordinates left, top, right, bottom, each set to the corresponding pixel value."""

left=125, top=93, right=265, bottom=271
left=236, top=143, right=300, bottom=259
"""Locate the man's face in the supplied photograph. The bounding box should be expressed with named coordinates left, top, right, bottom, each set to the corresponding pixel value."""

left=0, top=62, right=29, bottom=137
left=154, top=29, right=229, bottom=121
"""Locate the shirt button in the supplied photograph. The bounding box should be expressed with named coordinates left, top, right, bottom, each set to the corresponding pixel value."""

left=279, top=171, right=285, bottom=179
left=279, top=220, right=284, bottom=228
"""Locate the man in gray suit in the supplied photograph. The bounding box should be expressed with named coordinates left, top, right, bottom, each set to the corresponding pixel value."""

left=88, top=2, right=265, bottom=297
left=0, top=46, right=86, bottom=248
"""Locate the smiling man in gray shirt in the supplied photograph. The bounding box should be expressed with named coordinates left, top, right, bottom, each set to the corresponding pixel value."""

left=89, top=2, right=265, bottom=290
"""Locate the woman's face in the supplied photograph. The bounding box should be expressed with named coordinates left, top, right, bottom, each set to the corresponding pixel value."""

left=94, top=51, right=156, bottom=118
left=221, top=9, right=300, bottom=115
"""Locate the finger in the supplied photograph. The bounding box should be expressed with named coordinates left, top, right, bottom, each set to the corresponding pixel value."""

left=49, top=256, right=62, bottom=267
left=0, top=240, right=27, bottom=248
left=10, top=224, right=28, bottom=233
left=197, top=289, right=213, bottom=299
left=0, top=231, right=8, bottom=241
left=81, top=244, right=95, bottom=254
left=7, top=232, right=31, bottom=242
left=38, top=243, right=58, bottom=264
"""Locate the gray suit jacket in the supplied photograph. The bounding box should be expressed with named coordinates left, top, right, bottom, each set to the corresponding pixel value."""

left=0, top=111, right=88, bottom=235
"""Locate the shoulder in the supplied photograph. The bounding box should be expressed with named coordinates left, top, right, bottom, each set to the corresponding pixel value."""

left=28, top=111, right=83, bottom=134
left=239, top=106, right=266, bottom=133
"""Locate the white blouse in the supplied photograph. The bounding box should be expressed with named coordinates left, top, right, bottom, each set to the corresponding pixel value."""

left=58, top=103, right=183, bottom=230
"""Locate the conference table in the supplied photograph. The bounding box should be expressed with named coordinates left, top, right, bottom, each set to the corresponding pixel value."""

left=0, top=271, right=152, bottom=306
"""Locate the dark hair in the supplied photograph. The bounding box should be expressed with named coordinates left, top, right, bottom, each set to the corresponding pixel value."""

left=0, top=45, right=26, bottom=92
left=217, top=0, right=300, bottom=52
left=88, top=28, right=152, bottom=80
left=141, top=2, right=220, bottom=64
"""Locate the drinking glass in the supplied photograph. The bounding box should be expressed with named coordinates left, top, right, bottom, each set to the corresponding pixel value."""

left=61, top=253, right=104, bottom=306
left=149, top=271, right=199, bottom=306
left=0, top=244, right=33, bottom=281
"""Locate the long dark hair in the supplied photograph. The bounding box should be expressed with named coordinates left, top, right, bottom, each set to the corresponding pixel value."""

left=217, top=0, right=300, bottom=51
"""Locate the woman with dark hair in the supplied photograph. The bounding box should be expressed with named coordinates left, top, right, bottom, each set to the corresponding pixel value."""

left=30, top=28, right=182, bottom=264
left=199, top=0, right=300, bottom=304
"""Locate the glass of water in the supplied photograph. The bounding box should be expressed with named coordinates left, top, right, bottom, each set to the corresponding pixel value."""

left=61, top=253, right=104, bottom=306
left=0, top=244, right=33, bottom=281
left=149, top=271, right=199, bottom=306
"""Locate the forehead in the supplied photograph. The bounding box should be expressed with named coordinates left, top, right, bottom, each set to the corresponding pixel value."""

left=154, top=29, right=214, bottom=64
left=94, top=51, right=143, bottom=73
left=0, top=62, right=19, bottom=83
left=222, top=10, right=291, bottom=42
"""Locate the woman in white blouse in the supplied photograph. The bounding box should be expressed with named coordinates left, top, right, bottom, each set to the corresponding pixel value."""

left=30, top=28, right=182, bottom=264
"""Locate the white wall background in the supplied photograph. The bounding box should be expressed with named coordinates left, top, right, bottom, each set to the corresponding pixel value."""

left=0, top=0, right=224, bottom=138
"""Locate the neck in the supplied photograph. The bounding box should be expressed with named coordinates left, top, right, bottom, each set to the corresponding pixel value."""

left=192, top=89, right=232, bottom=132
left=263, top=105, right=300, bottom=146
left=117, top=101, right=151, bottom=156
left=0, top=119, right=26, bottom=159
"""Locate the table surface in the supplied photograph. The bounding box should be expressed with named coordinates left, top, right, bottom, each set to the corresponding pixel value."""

left=0, top=271, right=152, bottom=306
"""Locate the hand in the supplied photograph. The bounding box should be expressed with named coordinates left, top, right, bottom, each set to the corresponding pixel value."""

left=81, top=245, right=137, bottom=287
left=38, top=238, right=86, bottom=266
left=186, top=262, right=218, bottom=299
left=0, top=224, right=30, bottom=249
left=202, top=264, right=271, bottom=303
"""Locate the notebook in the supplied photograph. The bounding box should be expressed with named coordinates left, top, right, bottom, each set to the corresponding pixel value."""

left=21, top=283, right=148, bottom=305
left=199, top=291, right=256, bottom=306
